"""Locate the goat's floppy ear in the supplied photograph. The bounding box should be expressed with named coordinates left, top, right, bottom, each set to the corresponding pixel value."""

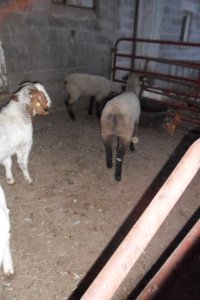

left=19, top=81, right=36, bottom=88
left=30, top=90, right=49, bottom=115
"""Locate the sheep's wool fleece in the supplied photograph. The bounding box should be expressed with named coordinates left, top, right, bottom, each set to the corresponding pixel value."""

left=65, top=73, right=122, bottom=102
left=101, top=92, right=140, bottom=141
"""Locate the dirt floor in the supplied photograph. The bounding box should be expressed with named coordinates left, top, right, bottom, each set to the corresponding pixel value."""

left=0, top=103, right=199, bottom=300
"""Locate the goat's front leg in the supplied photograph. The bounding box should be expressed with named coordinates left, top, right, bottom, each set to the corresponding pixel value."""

left=2, top=240, right=14, bottom=277
left=2, top=157, right=15, bottom=185
left=16, top=145, right=33, bottom=184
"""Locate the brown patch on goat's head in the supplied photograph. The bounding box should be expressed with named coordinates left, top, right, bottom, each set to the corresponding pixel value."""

left=10, top=94, right=19, bottom=102
left=30, top=89, right=50, bottom=116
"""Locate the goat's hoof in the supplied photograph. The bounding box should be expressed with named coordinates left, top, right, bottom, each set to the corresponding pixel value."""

left=3, top=268, right=14, bottom=278
left=6, top=178, right=15, bottom=185
left=26, top=178, right=34, bottom=184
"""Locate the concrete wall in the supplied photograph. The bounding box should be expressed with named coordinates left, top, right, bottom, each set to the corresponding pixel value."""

left=1, top=0, right=200, bottom=107
left=0, top=0, right=136, bottom=107
left=159, top=0, right=200, bottom=60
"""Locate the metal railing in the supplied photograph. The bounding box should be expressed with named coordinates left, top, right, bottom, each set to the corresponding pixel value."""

left=112, top=38, right=200, bottom=125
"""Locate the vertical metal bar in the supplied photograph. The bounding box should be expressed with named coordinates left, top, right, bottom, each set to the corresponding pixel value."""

left=81, top=139, right=200, bottom=300
left=131, top=0, right=140, bottom=70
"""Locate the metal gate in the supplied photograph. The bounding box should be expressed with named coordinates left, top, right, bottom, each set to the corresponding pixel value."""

left=112, top=38, right=200, bottom=125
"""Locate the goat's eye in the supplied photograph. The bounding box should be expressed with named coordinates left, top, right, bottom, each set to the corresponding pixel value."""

left=36, top=102, right=41, bottom=107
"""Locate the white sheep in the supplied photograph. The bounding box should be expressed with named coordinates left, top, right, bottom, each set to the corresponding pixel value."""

left=64, top=73, right=124, bottom=120
left=100, top=73, right=141, bottom=181
left=0, top=184, right=14, bottom=277
left=0, top=82, right=51, bottom=185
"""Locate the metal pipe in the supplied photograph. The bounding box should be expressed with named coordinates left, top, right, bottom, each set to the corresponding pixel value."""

left=81, top=139, right=200, bottom=300
left=136, top=219, right=200, bottom=300
left=114, top=37, right=200, bottom=49
left=131, top=0, right=140, bottom=70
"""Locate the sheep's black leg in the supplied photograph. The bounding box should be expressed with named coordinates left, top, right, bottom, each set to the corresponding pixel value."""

left=104, top=137, right=113, bottom=168
left=115, top=140, right=127, bottom=181
left=96, top=102, right=101, bottom=120
left=88, top=96, right=95, bottom=116
left=105, top=144, right=113, bottom=168
left=65, top=99, right=75, bottom=120
left=129, top=141, right=135, bottom=152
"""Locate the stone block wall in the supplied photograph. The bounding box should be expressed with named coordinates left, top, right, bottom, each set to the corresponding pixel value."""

left=0, top=0, right=136, bottom=106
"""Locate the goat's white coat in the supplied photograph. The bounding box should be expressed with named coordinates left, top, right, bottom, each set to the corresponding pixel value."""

left=0, top=184, right=14, bottom=276
left=65, top=73, right=123, bottom=104
left=0, top=82, right=51, bottom=184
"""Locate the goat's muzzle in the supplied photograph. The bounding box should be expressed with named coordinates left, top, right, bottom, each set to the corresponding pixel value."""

left=31, top=90, right=51, bottom=115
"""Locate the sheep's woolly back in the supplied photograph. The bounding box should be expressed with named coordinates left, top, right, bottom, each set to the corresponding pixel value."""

left=65, top=73, right=122, bottom=103
left=0, top=185, right=10, bottom=266
left=101, top=92, right=140, bottom=142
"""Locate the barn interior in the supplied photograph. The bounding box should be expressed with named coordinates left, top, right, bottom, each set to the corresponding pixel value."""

left=0, top=1, right=199, bottom=299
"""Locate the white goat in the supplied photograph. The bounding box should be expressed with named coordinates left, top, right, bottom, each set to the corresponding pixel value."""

left=0, top=82, right=51, bottom=185
left=100, top=73, right=141, bottom=181
left=64, top=73, right=124, bottom=120
left=0, top=184, right=14, bottom=277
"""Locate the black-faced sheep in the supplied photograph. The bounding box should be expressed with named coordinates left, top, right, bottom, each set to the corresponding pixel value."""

left=0, top=82, right=51, bottom=185
left=64, top=73, right=124, bottom=120
left=100, top=73, right=141, bottom=181
left=0, top=184, right=14, bottom=277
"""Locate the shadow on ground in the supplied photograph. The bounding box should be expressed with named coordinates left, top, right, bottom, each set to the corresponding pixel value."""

left=68, top=128, right=200, bottom=300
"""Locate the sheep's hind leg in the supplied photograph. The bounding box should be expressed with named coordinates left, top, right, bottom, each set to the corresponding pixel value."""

left=115, top=139, right=128, bottom=181
left=16, top=147, right=33, bottom=184
left=129, top=141, right=135, bottom=152
left=2, top=157, right=15, bottom=185
left=65, top=97, right=76, bottom=121
left=104, top=136, right=113, bottom=168
left=88, top=96, right=95, bottom=116
left=95, top=102, right=101, bottom=120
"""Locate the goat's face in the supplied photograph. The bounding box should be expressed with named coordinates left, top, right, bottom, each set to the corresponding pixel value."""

left=30, top=89, right=50, bottom=115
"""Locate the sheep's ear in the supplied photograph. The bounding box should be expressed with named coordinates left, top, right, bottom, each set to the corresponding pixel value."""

left=30, top=90, right=50, bottom=115
left=10, top=94, right=19, bottom=102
